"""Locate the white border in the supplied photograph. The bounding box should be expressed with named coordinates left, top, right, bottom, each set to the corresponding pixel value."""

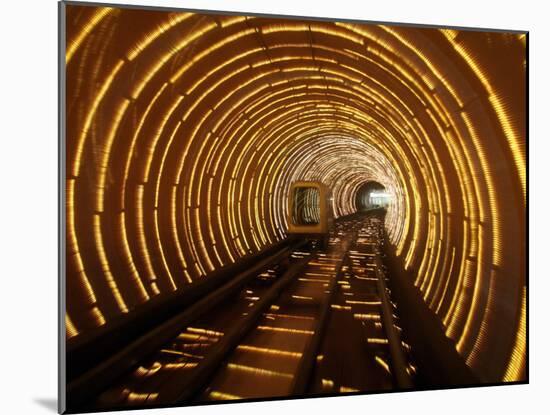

left=0, top=0, right=545, bottom=414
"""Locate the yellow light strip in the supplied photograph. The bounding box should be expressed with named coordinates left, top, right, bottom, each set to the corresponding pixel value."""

left=502, top=287, right=527, bottom=381
left=93, top=214, right=128, bottom=313
left=66, top=7, right=116, bottom=63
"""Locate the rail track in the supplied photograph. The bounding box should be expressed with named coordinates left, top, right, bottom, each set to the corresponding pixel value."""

left=68, top=210, right=416, bottom=412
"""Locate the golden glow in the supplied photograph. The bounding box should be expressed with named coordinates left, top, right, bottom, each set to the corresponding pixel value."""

left=65, top=314, right=78, bottom=339
left=226, top=363, right=294, bottom=379
left=340, top=386, right=359, bottom=393
left=93, top=214, right=128, bottom=313
left=237, top=345, right=302, bottom=358
left=375, top=356, right=391, bottom=374
left=322, top=378, right=335, bottom=389
left=126, top=391, right=159, bottom=403
left=187, top=327, right=224, bottom=337
left=66, top=7, right=116, bottom=63
left=503, top=288, right=527, bottom=381
left=367, top=338, right=389, bottom=345
left=65, top=6, right=525, bottom=384
left=257, top=326, right=314, bottom=335
left=209, top=391, right=242, bottom=400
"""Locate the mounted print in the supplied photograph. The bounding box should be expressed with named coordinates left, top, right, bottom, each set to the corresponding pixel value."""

left=59, top=1, right=527, bottom=413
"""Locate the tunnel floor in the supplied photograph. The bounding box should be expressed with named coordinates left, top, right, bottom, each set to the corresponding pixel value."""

left=78, top=211, right=416, bottom=412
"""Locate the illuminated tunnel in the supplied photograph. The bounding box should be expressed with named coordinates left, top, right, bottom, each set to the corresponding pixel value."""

left=356, top=181, right=386, bottom=210
left=64, top=5, right=526, bottom=386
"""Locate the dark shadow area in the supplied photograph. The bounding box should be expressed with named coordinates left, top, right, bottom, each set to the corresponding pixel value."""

left=34, top=398, right=57, bottom=413
left=381, top=221, right=479, bottom=386
left=355, top=181, right=387, bottom=211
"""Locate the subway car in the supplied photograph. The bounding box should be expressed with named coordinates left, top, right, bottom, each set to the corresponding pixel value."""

left=287, top=181, right=333, bottom=248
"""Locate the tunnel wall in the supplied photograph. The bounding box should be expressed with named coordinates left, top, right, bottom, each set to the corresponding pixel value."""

left=63, top=5, right=526, bottom=383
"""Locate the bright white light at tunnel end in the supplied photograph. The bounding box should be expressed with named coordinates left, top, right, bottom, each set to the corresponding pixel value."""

left=370, top=191, right=392, bottom=198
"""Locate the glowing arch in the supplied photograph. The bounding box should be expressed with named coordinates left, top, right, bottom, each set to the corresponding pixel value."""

left=64, top=5, right=526, bottom=382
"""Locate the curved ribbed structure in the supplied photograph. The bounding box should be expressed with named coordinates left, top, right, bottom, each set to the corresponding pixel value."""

left=64, top=5, right=526, bottom=383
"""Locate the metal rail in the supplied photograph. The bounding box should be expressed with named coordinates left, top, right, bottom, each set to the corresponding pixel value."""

left=170, top=255, right=313, bottom=403
left=70, top=210, right=412, bottom=411
left=67, top=236, right=299, bottom=382
left=375, top=256, right=413, bottom=389
left=68, top=240, right=304, bottom=410
left=291, top=231, right=356, bottom=395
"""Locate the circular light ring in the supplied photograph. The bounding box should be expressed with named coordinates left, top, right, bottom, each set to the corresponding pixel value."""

left=64, top=6, right=526, bottom=381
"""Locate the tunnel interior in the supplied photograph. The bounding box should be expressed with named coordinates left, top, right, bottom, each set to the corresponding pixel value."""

left=355, top=181, right=387, bottom=211
left=63, top=4, right=526, bottom=409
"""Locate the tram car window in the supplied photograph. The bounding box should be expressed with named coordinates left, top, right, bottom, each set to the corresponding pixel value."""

left=288, top=182, right=333, bottom=246
left=292, top=186, right=321, bottom=225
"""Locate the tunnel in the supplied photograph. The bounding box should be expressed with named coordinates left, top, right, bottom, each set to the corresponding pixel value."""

left=62, top=3, right=526, bottom=412
left=355, top=181, right=387, bottom=211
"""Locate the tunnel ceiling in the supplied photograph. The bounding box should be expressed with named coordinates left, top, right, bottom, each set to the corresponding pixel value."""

left=64, top=5, right=526, bottom=383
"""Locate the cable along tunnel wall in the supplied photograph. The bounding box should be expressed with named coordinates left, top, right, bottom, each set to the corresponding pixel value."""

left=64, top=4, right=526, bottom=385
